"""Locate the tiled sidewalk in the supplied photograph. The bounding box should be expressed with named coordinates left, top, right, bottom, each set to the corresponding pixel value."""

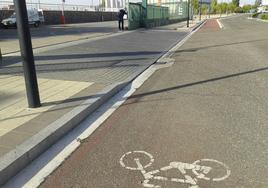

left=0, top=75, right=93, bottom=137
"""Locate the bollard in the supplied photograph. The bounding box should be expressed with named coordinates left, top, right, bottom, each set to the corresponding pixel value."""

left=14, top=0, right=41, bottom=108
left=60, top=15, right=65, bottom=24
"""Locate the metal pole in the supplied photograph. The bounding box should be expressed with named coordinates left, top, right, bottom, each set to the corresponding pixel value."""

left=13, top=0, right=41, bottom=108
left=0, top=48, right=2, bottom=65
left=208, top=5, right=210, bottom=18
left=199, top=0, right=202, bottom=21
left=187, top=0, right=190, bottom=27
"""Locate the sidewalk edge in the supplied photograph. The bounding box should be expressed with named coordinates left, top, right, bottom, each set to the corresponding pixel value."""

left=0, top=81, right=128, bottom=186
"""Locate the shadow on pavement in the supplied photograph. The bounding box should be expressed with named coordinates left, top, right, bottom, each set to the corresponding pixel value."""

left=128, top=67, right=268, bottom=99
left=0, top=51, right=164, bottom=74
left=176, top=38, right=268, bottom=53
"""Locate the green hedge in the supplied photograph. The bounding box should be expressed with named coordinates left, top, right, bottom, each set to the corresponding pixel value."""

left=252, top=12, right=259, bottom=18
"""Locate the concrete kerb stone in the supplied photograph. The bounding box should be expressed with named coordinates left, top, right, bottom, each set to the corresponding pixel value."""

left=0, top=20, right=206, bottom=186
left=191, top=19, right=207, bottom=32
left=0, top=81, right=128, bottom=186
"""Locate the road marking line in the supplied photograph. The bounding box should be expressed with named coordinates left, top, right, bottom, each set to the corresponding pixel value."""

left=217, top=19, right=224, bottom=29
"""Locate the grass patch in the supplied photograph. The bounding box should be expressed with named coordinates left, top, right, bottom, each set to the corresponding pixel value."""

left=261, top=14, right=268, bottom=20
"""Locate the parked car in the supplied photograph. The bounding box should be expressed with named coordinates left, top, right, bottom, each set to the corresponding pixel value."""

left=1, top=9, right=44, bottom=29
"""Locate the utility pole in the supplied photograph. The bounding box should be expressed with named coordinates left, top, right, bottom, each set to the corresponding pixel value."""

left=13, top=0, right=41, bottom=108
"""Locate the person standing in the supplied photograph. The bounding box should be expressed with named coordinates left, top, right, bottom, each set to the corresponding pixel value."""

left=118, top=9, right=127, bottom=31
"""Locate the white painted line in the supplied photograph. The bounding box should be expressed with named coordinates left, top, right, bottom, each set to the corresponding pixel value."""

left=217, top=19, right=224, bottom=29
left=3, top=22, right=204, bottom=188
left=120, top=151, right=154, bottom=170
left=193, top=159, right=231, bottom=182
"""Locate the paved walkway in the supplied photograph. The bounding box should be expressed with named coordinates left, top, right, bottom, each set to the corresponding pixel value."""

left=0, top=18, right=206, bottom=185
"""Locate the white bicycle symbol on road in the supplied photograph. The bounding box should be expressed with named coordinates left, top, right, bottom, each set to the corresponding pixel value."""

left=120, top=151, right=231, bottom=188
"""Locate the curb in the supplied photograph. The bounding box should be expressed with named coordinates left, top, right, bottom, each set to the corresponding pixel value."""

left=0, top=20, right=205, bottom=186
left=191, top=19, right=207, bottom=32
left=0, top=81, right=128, bottom=186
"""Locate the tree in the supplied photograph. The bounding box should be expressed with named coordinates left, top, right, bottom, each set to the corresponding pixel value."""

left=222, top=2, right=228, bottom=13
left=242, top=4, right=253, bottom=13
left=191, top=0, right=199, bottom=14
left=215, top=3, right=222, bottom=14
left=234, top=6, right=243, bottom=13
left=211, top=0, right=217, bottom=14
left=201, top=4, right=209, bottom=14
left=232, top=0, right=239, bottom=7
left=227, top=3, right=236, bottom=13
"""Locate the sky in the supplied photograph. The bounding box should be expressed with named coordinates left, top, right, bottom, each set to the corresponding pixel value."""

left=1, top=0, right=256, bottom=6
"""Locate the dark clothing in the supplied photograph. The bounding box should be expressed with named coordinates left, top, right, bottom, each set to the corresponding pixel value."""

left=119, top=19, right=124, bottom=30
left=118, top=9, right=126, bottom=30
left=118, top=9, right=126, bottom=20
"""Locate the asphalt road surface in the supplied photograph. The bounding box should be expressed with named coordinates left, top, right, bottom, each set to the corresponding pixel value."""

left=41, top=15, right=268, bottom=188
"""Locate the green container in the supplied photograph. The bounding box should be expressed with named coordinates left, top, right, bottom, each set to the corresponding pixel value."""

left=128, top=1, right=191, bottom=30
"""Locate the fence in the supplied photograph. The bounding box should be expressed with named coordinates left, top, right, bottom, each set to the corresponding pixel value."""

left=145, top=5, right=169, bottom=27
left=0, top=0, right=119, bottom=25
left=0, top=9, right=118, bottom=25
left=128, top=0, right=192, bottom=30
left=128, top=3, right=145, bottom=30
left=154, top=1, right=191, bottom=21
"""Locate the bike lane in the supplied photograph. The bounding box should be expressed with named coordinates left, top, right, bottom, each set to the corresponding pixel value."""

left=40, top=17, right=268, bottom=188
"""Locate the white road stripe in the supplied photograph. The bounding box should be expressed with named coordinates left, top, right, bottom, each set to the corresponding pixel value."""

left=217, top=19, right=224, bottom=29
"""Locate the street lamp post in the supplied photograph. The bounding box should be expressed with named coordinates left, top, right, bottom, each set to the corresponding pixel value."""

left=187, top=0, right=190, bottom=27
left=13, top=0, right=41, bottom=108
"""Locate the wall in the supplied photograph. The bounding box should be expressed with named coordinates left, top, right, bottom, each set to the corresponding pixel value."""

left=0, top=10, right=117, bottom=25
left=43, top=11, right=118, bottom=24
